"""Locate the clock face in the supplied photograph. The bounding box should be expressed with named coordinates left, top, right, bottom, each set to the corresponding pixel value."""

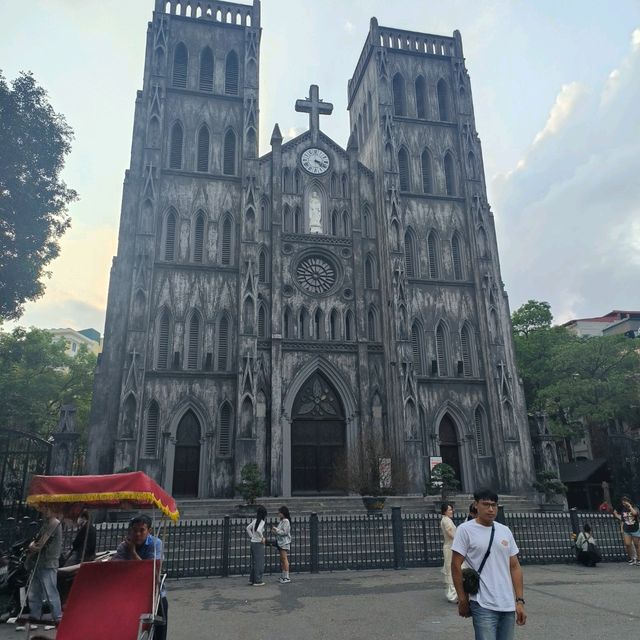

left=301, top=148, right=330, bottom=175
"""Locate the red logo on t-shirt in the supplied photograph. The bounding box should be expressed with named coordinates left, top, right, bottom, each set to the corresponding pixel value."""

left=501, top=539, right=509, bottom=546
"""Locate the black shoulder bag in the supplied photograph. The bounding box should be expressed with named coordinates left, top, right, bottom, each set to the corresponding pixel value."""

left=462, top=524, right=495, bottom=595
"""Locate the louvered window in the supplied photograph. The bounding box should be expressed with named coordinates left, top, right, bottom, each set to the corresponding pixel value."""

left=225, top=51, right=239, bottom=95
left=341, top=174, right=348, bottom=198
left=187, top=314, right=200, bottom=369
left=258, top=305, right=266, bottom=338
left=258, top=250, right=266, bottom=283
left=330, top=310, right=338, bottom=340
left=444, top=152, right=456, bottom=196
left=415, top=76, right=427, bottom=119
left=294, top=208, right=301, bottom=233
left=345, top=311, right=353, bottom=341
left=461, top=325, right=472, bottom=376
left=144, top=402, right=160, bottom=457
left=169, top=123, right=183, bottom=169
left=218, top=404, right=231, bottom=456
left=217, top=316, right=229, bottom=370
left=398, top=148, right=410, bottom=191
left=421, top=150, right=433, bottom=193
left=452, top=234, right=463, bottom=280
left=157, top=312, right=170, bottom=369
left=365, top=257, right=374, bottom=289
left=436, top=324, right=447, bottom=376
left=331, top=211, right=338, bottom=236
left=223, top=130, right=236, bottom=175
left=164, top=212, right=176, bottom=261
left=342, top=212, right=349, bottom=236
left=368, top=310, right=376, bottom=341
left=199, top=48, right=213, bottom=91
left=411, top=325, right=423, bottom=374
left=475, top=407, right=487, bottom=456
left=197, top=126, right=209, bottom=172
left=437, top=79, right=450, bottom=121
left=221, top=217, right=232, bottom=265
left=427, top=232, right=439, bottom=278
left=314, top=309, right=322, bottom=339
left=298, top=309, right=307, bottom=339
left=172, top=43, right=188, bottom=88
left=404, top=232, right=415, bottom=277
left=392, top=73, right=406, bottom=116
left=193, top=214, right=204, bottom=263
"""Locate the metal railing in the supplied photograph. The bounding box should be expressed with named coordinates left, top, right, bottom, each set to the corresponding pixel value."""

left=0, top=508, right=628, bottom=577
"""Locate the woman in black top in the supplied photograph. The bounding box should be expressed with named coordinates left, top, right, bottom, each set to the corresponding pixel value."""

left=63, top=510, right=97, bottom=566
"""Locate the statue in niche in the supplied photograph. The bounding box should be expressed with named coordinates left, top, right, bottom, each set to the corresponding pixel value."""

left=309, top=190, right=322, bottom=234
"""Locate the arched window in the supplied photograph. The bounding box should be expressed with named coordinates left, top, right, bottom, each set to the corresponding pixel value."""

left=404, top=229, right=417, bottom=277
left=295, top=169, right=302, bottom=194
left=411, top=322, right=424, bottom=374
left=283, top=168, right=290, bottom=193
left=415, top=75, right=427, bottom=119
left=365, top=255, right=375, bottom=288
left=220, top=214, right=233, bottom=265
left=260, top=201, right=269, bottom=230
left=257, top=304, right=267, bottom=338
left=218, top=402, right=232, bottom=456
left=258, top=248, right=267, bottom=283
left=367, top=308, right=378, bottom=341
left=468, top=151, right=477, bottom=180
left=451, top=233, right=463, bottom=280
left=197, top=125, right=210, bottom=172
left=156, top=309, right=170, bottom=370
left=490, top=308, right=500, bottom=343
left=436, top=322, right=448, bottom=376
left=169, top=122, right=183, bottom=169
left=243, top=297, right=254, bottom=334
left=444, top=151, right=456, bottom=196
left=293, top=207, right=301, bottom=233
left=461, top=323, right=473, bottom=376
left=217, top=314, right=229, bottom=370
left=283, top=307, right=292, bottom=338
left=172, top=43, right=188, bottom=88
left=342, top=211, right=349, bottom=236
left=362, top=207, right=371, bottom=238
left=341, top=174, right=348, bottom=198
left=244, top=207, right=255, bottom=241
left=283, top=204, right=291, bottom=232
left=345, top=310, right=354, bottom=341
left=225, top=50, right=239, bottom=94
left=421, top=149, right=433, bottom=194
left=427, top=231, right=439, bottom=278
left=330, top=172, right=338, bottom=196
left=437, top=79, right=451, bottom=121
left=131, top=289, right=146, bottom=329
left=330, top=308, right=339, bottom=340
left=391, top=219, right=400, bottom=251
left=144, top=401, right=160, bottom=457
left=186, top=311, right=201, bottom=369
left=478, top=226, right=489, bottom=258
left=474, top=406, right=488, bottom=456
left=398, top=147, right=410, bottom=191
left=192, top=211, right=205, bottom=263
left=223, top=129, right=236, bottom=175
left=314, top=308, right=323, bottom=339
left=199, top=47, right=213, bottom=91
left=392, top=73, right=406, bottom=116
left=331, top=210, right=339, bottom=236
left=163, top=209, right=177, bottom=261
left=298, top=307, right=308, bottom=339
left=246, top=128, right=257, bottom=159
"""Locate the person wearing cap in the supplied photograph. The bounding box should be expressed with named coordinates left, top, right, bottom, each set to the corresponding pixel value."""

left=113, top=515, right=167, bottom=640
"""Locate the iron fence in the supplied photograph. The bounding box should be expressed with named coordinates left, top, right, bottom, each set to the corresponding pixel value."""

left=0, top=508, right=628, bottom=577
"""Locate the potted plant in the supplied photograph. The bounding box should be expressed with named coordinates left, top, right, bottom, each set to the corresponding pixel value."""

left=236, top=463, right=266, bottom=511
left=533, top=470, right=567, bottom=510
left=424, top=462, right=460, bottom=508
left=350, top=434, right=394, bottom=513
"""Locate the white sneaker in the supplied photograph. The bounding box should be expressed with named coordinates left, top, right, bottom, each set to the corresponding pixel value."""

left=628, top=559, right=635, bottom=565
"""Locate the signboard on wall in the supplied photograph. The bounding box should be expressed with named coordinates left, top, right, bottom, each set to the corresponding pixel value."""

left=430, top=456, right=443, bottom=486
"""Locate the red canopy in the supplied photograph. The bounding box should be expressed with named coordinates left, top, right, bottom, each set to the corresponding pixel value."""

left=26, top=472, right=179, bottom=521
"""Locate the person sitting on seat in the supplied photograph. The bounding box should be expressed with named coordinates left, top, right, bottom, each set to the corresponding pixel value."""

left=113, top=515, right=167, bottom=640
left=63, top=510, right=97, bottom=567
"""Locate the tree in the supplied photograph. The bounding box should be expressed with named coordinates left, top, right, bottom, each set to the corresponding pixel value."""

left=511, top=299, right=553, bottom=337
left=0, top=72, right=78, bottom=320
left=0, top=328, right=96, bottom=442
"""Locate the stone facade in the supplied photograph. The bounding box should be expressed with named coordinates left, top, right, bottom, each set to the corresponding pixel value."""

left=87, top=0, right=536, bottom=498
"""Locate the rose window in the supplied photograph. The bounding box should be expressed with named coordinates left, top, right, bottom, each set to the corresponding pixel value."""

left=296, top=256, right=336, bottom=294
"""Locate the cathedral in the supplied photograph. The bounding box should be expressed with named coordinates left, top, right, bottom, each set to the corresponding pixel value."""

left=87, top=0, right=536, bottom=498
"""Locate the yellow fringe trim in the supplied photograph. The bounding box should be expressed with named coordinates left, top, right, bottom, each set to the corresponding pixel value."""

left=26, top=491, right=180, bottom=522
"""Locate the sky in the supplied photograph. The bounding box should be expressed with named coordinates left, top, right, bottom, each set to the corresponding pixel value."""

left=1, top=0, right=639, bottom=332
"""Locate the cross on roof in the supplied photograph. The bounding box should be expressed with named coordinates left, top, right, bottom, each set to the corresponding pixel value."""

left=295, top=84, right=333, bottom=141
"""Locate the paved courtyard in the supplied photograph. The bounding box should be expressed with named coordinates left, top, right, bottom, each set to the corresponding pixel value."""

left=2, top=563, right=637, bottom=639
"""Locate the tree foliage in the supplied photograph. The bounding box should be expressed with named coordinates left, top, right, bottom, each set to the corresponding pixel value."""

left=0, top=327, right=96, bottom=442
left=0, top=71, right=78, bottom=320
left=511, top=300, right=640, bottom=436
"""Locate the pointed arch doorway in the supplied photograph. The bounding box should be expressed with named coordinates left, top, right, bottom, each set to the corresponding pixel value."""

left=439, top=413, right=462, bottom=486
left=291, top=372, right=346, bottom=494
left=172, top=410, right=201, bottom=497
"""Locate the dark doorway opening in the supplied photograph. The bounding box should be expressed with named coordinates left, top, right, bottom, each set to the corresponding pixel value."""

left=439, top=413, right=462, bottom=487
left=291, top=372, right=346, bottom=494
left=173, top=410, right=201, bottom=497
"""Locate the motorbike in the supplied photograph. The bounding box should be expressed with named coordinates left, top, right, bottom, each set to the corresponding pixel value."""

left=0, top=539, right=31, bottom=622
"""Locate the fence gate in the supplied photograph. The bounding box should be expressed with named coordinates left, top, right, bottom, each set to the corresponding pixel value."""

left=0, top=428, right=52, bottom=517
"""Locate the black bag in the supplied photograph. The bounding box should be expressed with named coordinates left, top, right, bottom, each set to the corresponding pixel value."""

left=587, top=541, right=602, bottom=563
left=462, top=524, right=495, bottom=595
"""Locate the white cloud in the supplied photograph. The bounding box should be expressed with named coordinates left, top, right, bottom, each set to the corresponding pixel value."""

left=532, top=82, right=585, bottom=146
left=344, top=21, right=354, bottom=33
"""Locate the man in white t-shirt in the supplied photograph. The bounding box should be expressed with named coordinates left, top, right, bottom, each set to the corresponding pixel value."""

left=451, top=488, right=527, bottom=640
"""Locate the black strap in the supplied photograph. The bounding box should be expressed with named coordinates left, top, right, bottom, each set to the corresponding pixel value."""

left=477, top=524, right=495, bottom=575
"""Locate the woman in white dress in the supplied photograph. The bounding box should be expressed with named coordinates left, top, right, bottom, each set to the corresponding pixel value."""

left=440, top=503, right=457, bottom=603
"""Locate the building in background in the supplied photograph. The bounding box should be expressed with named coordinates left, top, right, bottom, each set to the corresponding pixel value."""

left=50, top=327, right=102, bottom=356
left=563, top=310, right=640, bottom=338
left=87, top=0, right=535, bottom=498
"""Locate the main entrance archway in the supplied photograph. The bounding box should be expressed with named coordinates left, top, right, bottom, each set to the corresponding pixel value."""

left=291, top=372, right=346, bottom=494
left=172, top=410, right=200, bottom=497
left=439, top=413, right=462, bottom=486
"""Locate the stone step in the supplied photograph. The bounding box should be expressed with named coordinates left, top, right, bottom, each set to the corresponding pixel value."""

left=175, top=494, right=541, bottom=520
